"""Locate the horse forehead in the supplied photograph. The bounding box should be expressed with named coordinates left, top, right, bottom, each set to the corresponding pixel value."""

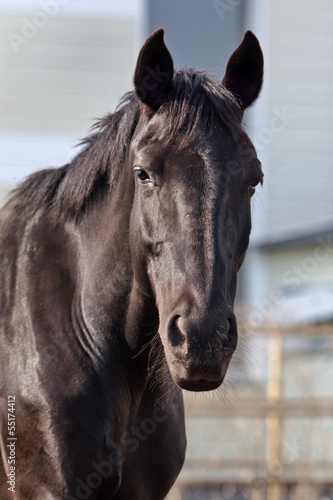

left=204, top=128, right=259, bottom=177
left=133, top=113, right=167, bottom=148
left=133, top=114, right=257, bottom=184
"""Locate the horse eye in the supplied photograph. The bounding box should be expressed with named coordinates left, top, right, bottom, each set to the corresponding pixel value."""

left=248, top=180, right=260, bottom=196
left=134, top=167, right=151, bottom=184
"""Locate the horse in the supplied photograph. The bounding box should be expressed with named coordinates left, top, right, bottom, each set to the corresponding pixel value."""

left=0, top=28, right=263, bottom=499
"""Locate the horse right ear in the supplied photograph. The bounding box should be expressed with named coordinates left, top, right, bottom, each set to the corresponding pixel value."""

left=222, top=31, right=264, bottom=110
left=134, top=28, right=174, bottom=114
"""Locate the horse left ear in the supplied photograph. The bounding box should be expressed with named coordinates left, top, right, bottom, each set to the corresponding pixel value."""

left=222, top=31, right=263, bottom=110
left=134, top=28, right=174, bottom=114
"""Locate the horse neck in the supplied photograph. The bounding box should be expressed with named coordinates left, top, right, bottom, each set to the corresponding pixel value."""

left=73, top=163, right=160, bottom=392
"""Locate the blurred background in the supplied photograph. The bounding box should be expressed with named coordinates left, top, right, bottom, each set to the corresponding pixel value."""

left=1, top=0, right=333, bottom=499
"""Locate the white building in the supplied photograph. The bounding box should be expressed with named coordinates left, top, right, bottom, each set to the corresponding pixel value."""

left=0, top=0, right=140, bottom=205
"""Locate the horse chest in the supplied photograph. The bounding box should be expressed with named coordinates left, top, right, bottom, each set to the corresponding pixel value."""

left=114, top=392, right=186, bottom=500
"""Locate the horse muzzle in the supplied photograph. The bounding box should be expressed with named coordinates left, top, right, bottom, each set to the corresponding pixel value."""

left=168, top=353, right=232, bottom=392
left=162, top=309, right=238, bottom=392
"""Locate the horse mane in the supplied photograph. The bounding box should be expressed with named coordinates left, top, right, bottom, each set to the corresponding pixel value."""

left=6, top=69, right=241, bottom=221
left=6, top=91, right=140, bottom=221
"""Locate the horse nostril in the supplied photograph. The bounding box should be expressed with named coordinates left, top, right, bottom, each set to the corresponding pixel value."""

left=168, top=315, right=186, bottom=349
left=223, top=315, right=238, bottom=353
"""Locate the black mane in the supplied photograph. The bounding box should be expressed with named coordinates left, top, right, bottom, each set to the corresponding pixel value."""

left=5, top=68, right=241, bottom=221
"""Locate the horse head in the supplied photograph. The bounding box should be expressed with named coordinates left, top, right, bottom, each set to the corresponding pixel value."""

left=129, top=29, right=263, bottom=392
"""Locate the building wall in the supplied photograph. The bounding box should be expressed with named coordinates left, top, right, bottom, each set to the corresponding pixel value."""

left=145, top=0, right=245, bottom=80
left=267, top=0, right=333, bottom=232
left=268, top=243, right=333, bottom=293
left=243, top=0, right=333, bottom=309
left=1, top=14, right=136, bottom=134
left=0, top=4, right=138, bottom=205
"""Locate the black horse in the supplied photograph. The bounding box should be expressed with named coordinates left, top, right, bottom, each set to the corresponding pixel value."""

left=0, top=29, right=263, bottom=499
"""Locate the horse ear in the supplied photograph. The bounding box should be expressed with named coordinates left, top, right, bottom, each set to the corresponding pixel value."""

left=222, top=31, right=263, bottom=110
left=134, top=28, right=174, bottom=113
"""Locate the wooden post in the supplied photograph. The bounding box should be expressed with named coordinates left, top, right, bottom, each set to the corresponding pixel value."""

left=167, top=485, right=183, bottom=500
left=265, top=327, right=283, bottom=500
